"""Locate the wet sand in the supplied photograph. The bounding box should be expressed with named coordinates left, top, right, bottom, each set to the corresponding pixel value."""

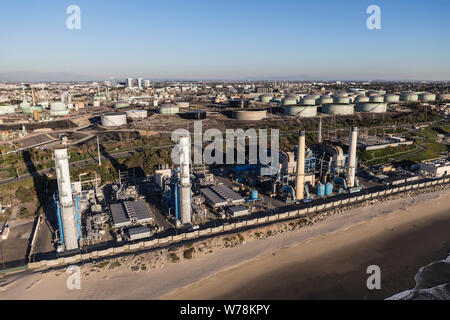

left=164, top=192, right=450, bottom=300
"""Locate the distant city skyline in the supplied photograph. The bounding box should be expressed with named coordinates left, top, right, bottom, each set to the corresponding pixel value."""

left=1, top=0, right=449, bottom=81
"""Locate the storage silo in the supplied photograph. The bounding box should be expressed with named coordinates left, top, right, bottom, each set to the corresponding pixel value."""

left=159, top=104, right=179, bottom=114
left=355, top=102, right=387, bottom=113
left=400, top=92, right=419, bottom=102
left=333, top=96, right=351, bottom=104
left=126, top=109, right=148, bottom=120
left=282, top=96, right=298, bottom=106
left=316, top=183, right=325, bottom=197
left=437, top=93, right=450, bottom=101
left=232, top=110, right=267, bottom=121
left=259, top=94, right=274, bottom=103
left=101, top=113, right=127, bottom=127
left=419, top=92, right=436, bottom=102
left=370, top=95, right=384, bottom=103
left=283, top=106, right=317, bottom=117
left=50, top=102, right=69, bottom=116
left=355, top=95, right=370, bottom=103
left=318, top=95, right=333, bottom=104
left=322, top=104, right=354, bottom=115
left=325, top=182, right=333, bottom=196
left=384, top=94, right=400, bottom=103
left=271, top=97, right=283, bottom=104
left=301, top=95, right=317, bottom=105
left=176, top=102, right=190, bottom=108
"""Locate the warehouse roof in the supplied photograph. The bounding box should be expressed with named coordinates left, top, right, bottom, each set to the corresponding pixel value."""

left=110, top=201, right=153, bottom=228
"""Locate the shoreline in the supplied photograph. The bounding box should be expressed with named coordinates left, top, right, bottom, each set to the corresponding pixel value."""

left=1, top=188, right=449, bottom=299
left=163, top=190, right=450, bottom=300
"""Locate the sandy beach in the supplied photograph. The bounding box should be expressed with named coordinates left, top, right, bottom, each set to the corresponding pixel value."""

left=1, top=188, right=449, bottom=300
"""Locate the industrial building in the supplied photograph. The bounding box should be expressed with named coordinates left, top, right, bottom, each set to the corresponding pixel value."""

left=417, top=160, right=450, bottom=177
left=200, top=184, right=245, bottom=208
left=110, top=201, right=153, bottom=229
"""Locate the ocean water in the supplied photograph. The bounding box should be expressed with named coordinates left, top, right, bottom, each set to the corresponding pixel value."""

left=386, top=252, right=450, bottom=300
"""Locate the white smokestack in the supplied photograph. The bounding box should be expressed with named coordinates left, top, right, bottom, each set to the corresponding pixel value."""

left=347, top=127, right=358, bottom=188
left=179, top=136, right=192, bottom=224
left=295, top=131, right=306, bottom=200
left=54, top=148, right=79, bottom=251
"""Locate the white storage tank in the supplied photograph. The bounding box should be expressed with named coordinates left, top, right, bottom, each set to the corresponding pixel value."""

left=400, top=92, right=419, bottom=102
left=259, top=94, right=273, bottom=103
left=159, top=104, right=179, bottom=114
left=101, top=113, right=127, bottom=127
left=126, top=109, right=148, bottom=120
left=355, top=102, right=387, bottom=113
left=318, top=95, right=333, bottom=104
left=333, top=96, right=351, bottom=104
left=0, top=105, right=16, bottom=115
left=283, top=106, right=318, bottom=117
left=282, top=97, right=298, bottom=106
left=50, top=102, right=69, bottom=116
left=233, top=110, right=267, bottom=121
left=321, top=104, right=354, bottom=115
left=176, top=102, right=190, bottom=108
left=419, top=92, right=436, bottom=102
left=355, top=95, right=370, bottom=103
left=300, top=95, right=317, bottom=105
left=384, top=94, right=400, bottom=103
left=437, top=93, right=450, bottom=101
left=370, top=95, right=384, bottom=103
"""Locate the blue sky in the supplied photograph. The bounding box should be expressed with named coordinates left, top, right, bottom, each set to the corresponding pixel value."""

left=0, top=0, right=449, bottom=81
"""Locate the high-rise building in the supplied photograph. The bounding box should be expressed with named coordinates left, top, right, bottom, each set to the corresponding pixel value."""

left=137, top=78, right=144, bottom=89
left=127, top=78, right=134, bottom=89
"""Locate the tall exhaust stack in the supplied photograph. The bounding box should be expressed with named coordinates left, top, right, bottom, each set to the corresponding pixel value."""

left=179, top=136, right=192, bottom=224
left=347, top=127, right=358, bottom=188
left=54, top=149, right=79, bottom=251
left=295, top=131, right=306, bottom=201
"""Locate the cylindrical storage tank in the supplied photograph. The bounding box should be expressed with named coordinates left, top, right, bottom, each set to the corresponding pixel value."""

left=251, top=190, right=258, bottom=200
left=437, top=94, right=450, bottom=101
left=370, top=95, right=384, bottom=103
left=283, top=106, right=317, bottom=117
left=355, top=103, right=387, bottom=113
left=0, top=105, right=16, bottom=114
left=400, top=92, right=419, bottom=102
left=159, top=104, right=179, bottom=114
left=126, top=109, right=148, bottom=120
left=333, top=97, right=351, bottom=104
left=259, top=94, right=273, bottom=103
left=419, top=92, right=436, bottom=102
left=384, top=94, right=400, bottom=103
left=176, top=102, right=190, bottom=109
left=229, top=99, right=249, bottom=109
left=50, top=102, right=69, bottom=116
left=282, top=97, right=298, bottom=106
left=114, top=102, right=130, bottom=109
left=318, top=95, right=333, bottom=104
left=316, top=183, right=325, bottom=197
left=101, top=113, right=127, bottom=127
left=325, top=182, right=333, bottom=196
left=181, top=110, right=207, bottom=120
left=232, top=110, right=267, bottom=121
left=271, top=97, right=283, bottom=104
left=355, top=95, right=370, bottom=103
left=300, top=95, right=317, bottom=105
left=322, top=104, right=354, bottom=115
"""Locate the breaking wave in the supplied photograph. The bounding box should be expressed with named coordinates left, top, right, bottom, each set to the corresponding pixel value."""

left=386, top=252, right=450, bottom=300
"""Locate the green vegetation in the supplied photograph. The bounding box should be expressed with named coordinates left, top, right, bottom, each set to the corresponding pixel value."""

left=168, top=253, right=180, bottom=263
left=15, top=186, right=35, bottom=203
left=358, top=144, right=418, bottom=166
left=183, top=248, right=195, bottom=260
left=403, top=125, right=450, bottom=162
